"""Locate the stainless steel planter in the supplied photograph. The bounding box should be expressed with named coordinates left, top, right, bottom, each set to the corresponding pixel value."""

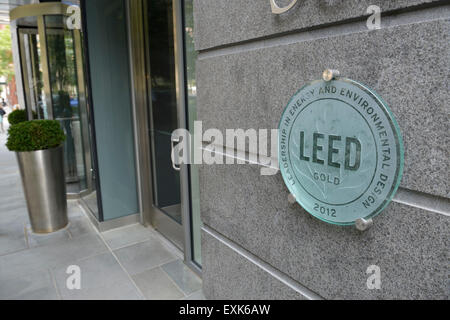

left=16, top=145, right=68, bottom=234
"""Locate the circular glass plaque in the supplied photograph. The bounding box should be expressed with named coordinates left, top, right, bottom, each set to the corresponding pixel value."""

left=278, top=78, right=404, bottom=225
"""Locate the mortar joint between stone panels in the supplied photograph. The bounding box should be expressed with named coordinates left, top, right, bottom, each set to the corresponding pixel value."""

left=202, top=225, right=324, bottom=300
left=199, top=141, right=449, bottom=217
left=197, top=3, right=450, bottom=58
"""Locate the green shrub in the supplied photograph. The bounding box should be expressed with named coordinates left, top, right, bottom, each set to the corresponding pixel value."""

left=6, top=120, right=66, bottom=152
left=7, top=109, right=28, bottom=125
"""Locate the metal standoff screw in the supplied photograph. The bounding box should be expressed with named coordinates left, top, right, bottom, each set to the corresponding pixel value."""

left=355, top=218, right=374, bottom=231
left=322, top=69, right=340, bottom=81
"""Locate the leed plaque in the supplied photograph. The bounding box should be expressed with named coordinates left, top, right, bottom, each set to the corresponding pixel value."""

left=278, top=78, right=404, bottom=225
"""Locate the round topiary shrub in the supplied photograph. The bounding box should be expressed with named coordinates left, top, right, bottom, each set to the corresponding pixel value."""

left=7, top=109, right=29, bottom=126
left=6, top=120, right=66, bottom=152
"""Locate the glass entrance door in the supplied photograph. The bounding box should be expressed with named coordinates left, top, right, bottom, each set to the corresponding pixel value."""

left=45, top=16, right=87, bottom=193
left=13, top=3, right=95, bottom=201
left=145, top=0, right=186, bottom=249
left=18, top=26, right=47, bottom=120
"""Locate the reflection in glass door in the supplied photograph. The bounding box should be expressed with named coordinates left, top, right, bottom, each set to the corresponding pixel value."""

left=146, top=0, right=185, bottom=249
left=45, top=15, right=87, bottom=193
left=18, top=27, right=48, bottom=120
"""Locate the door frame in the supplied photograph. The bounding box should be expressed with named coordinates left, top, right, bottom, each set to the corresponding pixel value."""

left=17, top=27, right=40, bottom=121
left=127, top=0, right=200, bottom=275
left=145, top=0, right=190, bottom=252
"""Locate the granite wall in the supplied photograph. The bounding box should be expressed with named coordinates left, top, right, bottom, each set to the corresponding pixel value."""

left=195, top=0, right=449, bottom=299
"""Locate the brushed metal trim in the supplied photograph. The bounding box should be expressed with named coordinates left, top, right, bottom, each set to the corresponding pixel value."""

left=141, top=0, right=188, bottom=252
left=153, top=206, right=184, bottom=250
left=173, top=0, right=192, bottom=259
left=10, top=22, right=27, bottom=113
left=10, top=3, right=69, bottom=22
left=78, top=198, right=100, bottom=229
left=17, top=29, right=35, bottom=120
left=37, top=15, right=53, bottom=119
left=393, top=188, right=450, bottom=216
left=79, top=198, right=141, bottom=233
left=17, top=145, right=68, bottom=234
left=73, top=29, right=93, bottom=193
left=67, top=193, right=81, bottom=200
left=126, top=0, right=153, bottom=227
left=96, top=214, right=141, bottom=233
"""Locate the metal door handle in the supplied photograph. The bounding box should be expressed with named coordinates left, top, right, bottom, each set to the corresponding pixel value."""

left=171, top=136, right=181, bottom=171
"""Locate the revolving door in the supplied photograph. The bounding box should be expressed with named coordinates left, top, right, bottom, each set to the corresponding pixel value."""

left=10, top=3, right=96, bottom=201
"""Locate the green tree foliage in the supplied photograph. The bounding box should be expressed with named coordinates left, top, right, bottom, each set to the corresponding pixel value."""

left=0, top=25, right=14, bottom=82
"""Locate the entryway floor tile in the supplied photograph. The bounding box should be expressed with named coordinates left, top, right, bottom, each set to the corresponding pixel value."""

left=101, top=223, right=155, bottom=250
left=52, top=252, right=143, bottom=300
left=0, top=133, right=203, bottom=300
left=114, top=239, right=178, bottom=276
left=0, top=269, right=59, bottom=300
left=132, top=267, right=184, bottom=300
left=161, top=259, right=202, bottom=296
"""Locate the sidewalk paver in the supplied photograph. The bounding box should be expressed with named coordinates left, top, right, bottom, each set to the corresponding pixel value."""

left=0, top=127, right=204, bottom=300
